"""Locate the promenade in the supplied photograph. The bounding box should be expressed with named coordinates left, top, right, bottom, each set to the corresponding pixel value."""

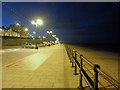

left=2, top=44, right=86, bottom=88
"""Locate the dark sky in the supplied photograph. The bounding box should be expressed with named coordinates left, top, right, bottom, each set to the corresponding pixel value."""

left=2, top=2, right=119, bottom=43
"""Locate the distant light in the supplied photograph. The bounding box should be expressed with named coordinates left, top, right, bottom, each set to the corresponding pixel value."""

left=52, top=35, right=56, bottom=37
left=16, top=23, right=20, bottom=26
left=25, top=28, right=28, bottom=31
left=56, top=37, right=59, bottom=41
left=47, top=31, right=52, bottom=34
left=50, top=31, right=52, bottom=33
left=33, top=31, right=36, bottom=34
left=43, top=36, right=46, bottom=38
left=31, top=21, right=35, bottom=25
left=36, top=19, right=43, bottom=25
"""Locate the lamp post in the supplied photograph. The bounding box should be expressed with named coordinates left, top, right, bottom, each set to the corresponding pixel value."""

left=52, top=34, right=59, bottom=44
left=46, top=31, right=53, bottom=43
left=31, top=19, right=43, bottom=49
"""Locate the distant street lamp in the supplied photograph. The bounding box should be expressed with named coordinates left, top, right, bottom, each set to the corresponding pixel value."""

left=55, top=37, right=59, bottom=44
left=33, top=31, right=36, bottom=34
left=46, top=31, right=53, bottom=43
left=31, top=21, right=36, bottom=25
left=52, top=35, right=56, bottom=37
left=46, top=31, right=52, bottom=34
left=16, top=23, right=20, bottom=26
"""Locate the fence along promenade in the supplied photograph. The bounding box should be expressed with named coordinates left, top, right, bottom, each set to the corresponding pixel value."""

left=65, top=45, right=120, bottom=90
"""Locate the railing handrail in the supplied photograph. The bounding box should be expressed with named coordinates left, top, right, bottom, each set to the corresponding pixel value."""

left=65, top=45, right=120, bottom=89
left=98, top=69, right=120, bottom=88
left=81, top=56, right=94, bottom=68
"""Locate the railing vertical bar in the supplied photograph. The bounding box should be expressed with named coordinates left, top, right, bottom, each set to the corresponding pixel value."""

left=71, top=50, right=74, bottom=67
left=74, top=51, right=78, bottom=75
left=78, top=54, right=83, bottom=89
left=94, top=64, right=100, bottom=90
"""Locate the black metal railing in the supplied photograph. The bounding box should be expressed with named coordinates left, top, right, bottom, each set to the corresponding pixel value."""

left=65, top=45, right=120, bottom=90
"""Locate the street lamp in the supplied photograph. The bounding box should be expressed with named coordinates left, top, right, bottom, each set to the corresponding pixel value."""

left=52, top=35, right=56, bottom=37
left=31, top=21, right=36, bottom=25
left=31, top=19, right=43, bottom=49
left=46, top=31, right=52, bottom=34
left=33, top=31, right=36, bottom=34
left=31, top=19, right=43, bottom=38
left=55, top=37, right=59, bottom=44
left=46, top=31, right=53, bottom=43
left=36, top=19, right=43, bottom=25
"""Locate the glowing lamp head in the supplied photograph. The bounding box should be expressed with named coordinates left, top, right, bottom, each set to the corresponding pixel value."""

left=16, top=23, right=20, bottom=26
left=36, top=19, right=43, bottom=25
left=31, top=21, right=36, bottom=25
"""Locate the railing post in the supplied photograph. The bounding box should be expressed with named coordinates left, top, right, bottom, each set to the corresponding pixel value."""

left=78, top=54, right=83, bottom=89
left=70, top=51, right=72, bottom=63
left=74, top=51, right=78, bottom=75
left=94, top=64, right=100, bottom=90
left=72, top=50, right=74, bottom=67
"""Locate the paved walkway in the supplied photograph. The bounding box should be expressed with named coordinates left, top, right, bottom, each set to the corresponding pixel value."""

left=2, top=45, right=88, bottom=88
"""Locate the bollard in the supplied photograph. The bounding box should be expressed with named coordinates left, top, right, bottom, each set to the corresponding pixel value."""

left=78, top=54, right=83, bottom=89
left=94, top=64, right=100, bottom=90
left=74, top=51, right=78, bottom=75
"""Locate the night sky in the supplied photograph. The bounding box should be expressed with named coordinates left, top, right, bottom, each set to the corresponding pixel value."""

left=2, top=2, right=119, bottom=43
